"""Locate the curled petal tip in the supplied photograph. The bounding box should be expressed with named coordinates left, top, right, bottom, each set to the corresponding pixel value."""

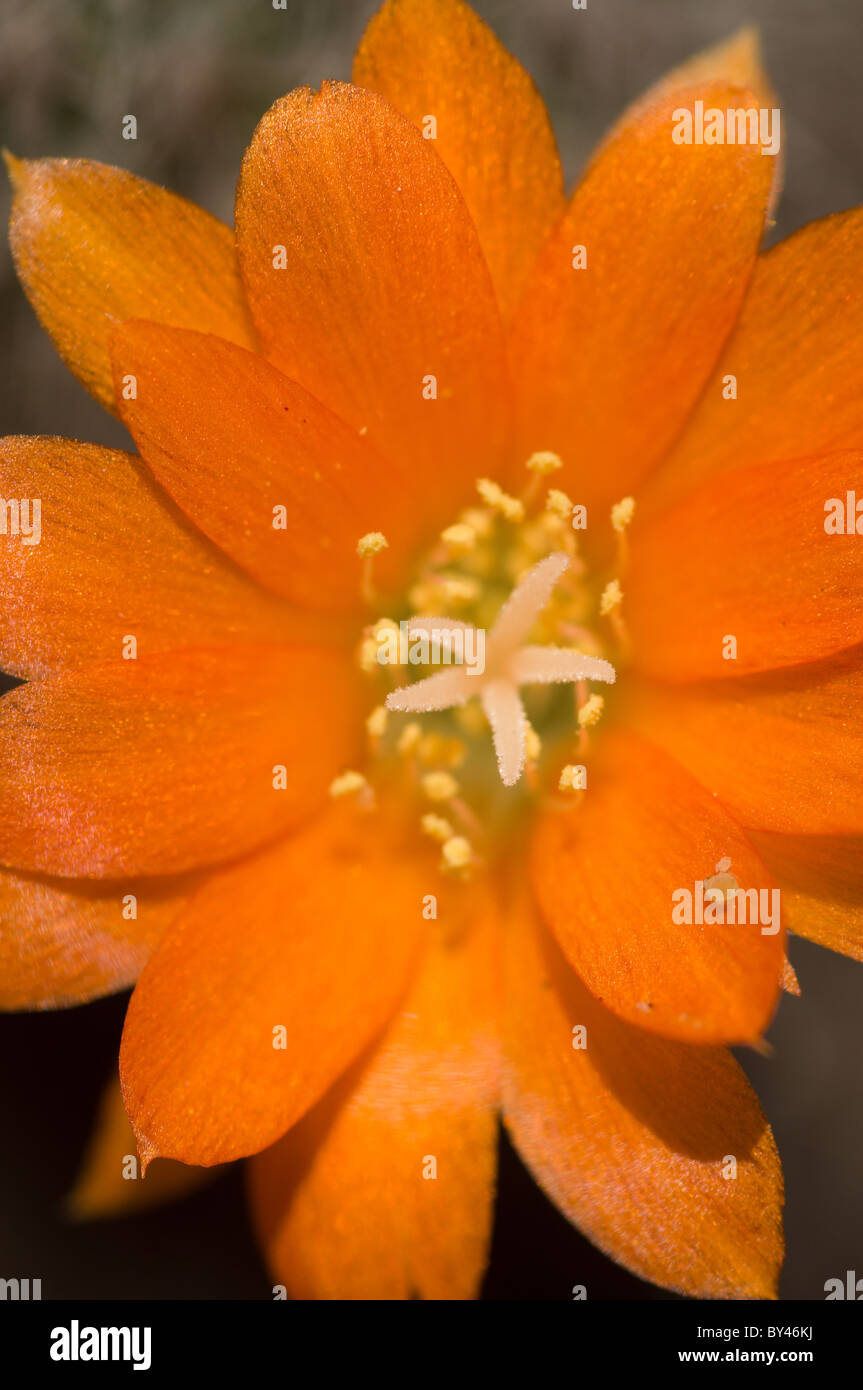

left=135, top=1134, right=159, bottom=1178
left=2, top=148, right=24, bottom=190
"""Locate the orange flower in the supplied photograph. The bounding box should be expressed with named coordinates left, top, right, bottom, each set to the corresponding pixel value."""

left=3, top=0, right=862, bottom=1300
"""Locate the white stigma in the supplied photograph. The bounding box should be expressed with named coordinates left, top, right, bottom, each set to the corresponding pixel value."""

left=385, top=552, right=616, bottom=787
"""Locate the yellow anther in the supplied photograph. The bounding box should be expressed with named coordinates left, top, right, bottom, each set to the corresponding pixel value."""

left=358, top=636, right=379, bottom=673
left=440, top=523, right=476, bottom=555
left=441, top=835, right=473, bottom=873
left=372, top=617, right=404, bottom=667
left=577, top=694, right=605, bottom=729
left=421, top=813, right=455, bottom=843
left=519, top=517, right=556, bottom=556
left=440, top=575, right=481, bottom=606
left=476, top=477, right=525, bottom=523
left=366, top=705, right=388, bottom=739
left=540, top=511, right=570, bottom=543
left=408, top=581, right=440, bottom=612
left=422, top=770, right=459, bottom=802
left=546, top=488, right=573, bottom=520
left=410, top=574, right=479, bottom=609
left=525, top=724, right=541, bottom=763
left=417, top=732, right=466, bottom=768
left=329, top=770, right=369, bottom=798
left=459, top=506, right=494, bottom=539
left=526, top=450, right=563, bottom=475
left=611, top=496, right=636, bottom=534
left=559, top=764, right=587, bottom=792
left=357, top=531, right=388, bottom=557
left=599, top=579, right=623, bottom=616
left=397, top=721, right=422, bottom=755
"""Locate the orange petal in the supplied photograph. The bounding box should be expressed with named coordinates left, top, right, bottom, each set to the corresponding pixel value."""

left=353, top=0, right=564, bottom=319
left=120, top=807, right=428, bottom=1167
left=0, top=866, right=194, bottom=1009
left=249, top=883, right=500, bottom=1299
left=0, top=436, right=295, bottom=680
left=112, top=323, right=416, bottom=608
left=5, top=155, right=255, bottom=414
left=531, top=729, right=784, bottom=1044
left=509, top=83, right=772, bottom=512
left=0, top=646, right=359, bottom=876
left=781, top=953, right=801, bottom=997
left=750, top=830, right=863, bottom=963
left=602, top=28, right=782, bottom=219
left=67, top=1074, right=215, bottom=1219
left=627, top=452, right=863, bottom=681
left=643, top=208, right=863, bottom=518
left=235, top=82, right=511, bottom=500
left=626, top=651, right=863, bottom=836
left=502, top=893, right=784, bottom=1300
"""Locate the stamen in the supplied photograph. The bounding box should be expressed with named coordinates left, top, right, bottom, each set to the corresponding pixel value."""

left=440, top=523, right=476, bottom=556
left=476, top=477, right=525, bottom=523
left=559, top=763, right=587, bottom=792
left=408, top=574, right=481, bottom=611
left=421, top=813, right=455, bottom=843
left=407, top=580, right=440, bottom=612
left=397, top=721, right=422, bottom=755
left=523, top=451, right=563, bottom=506
left=421, top=770, right=459, bottom=802
left=526, top=450, right=563, bottom=476
left=525, top=723, right=541, bottom=763
left=610, top=497, right=636, bottom=533
left=440, top=576, right=481, bottom=606
left=546, top=488, right=573, bottom=520
left=357, top=636, right=379, bottom=674
left=610, top=496, right=636, bottom=573
left=459, top=506, right=494, bottom=539
left=416, top=732, right=466, bottom=768
left=542, top=489, right=577, bottom=557
left=577, top=694, right=605, bottom=728
left=329, top=770, right=371, bottom=799
left=599, top=579, right=623, bottom=616
left=441, top=835, right=473, bottom=876
left=599, top=580, right=629, bottom=655
left=366, top=705, right=388, bottom=739
left=371, top=616, right=403, bottom=668
left=357, top=531, right=389, bottom=605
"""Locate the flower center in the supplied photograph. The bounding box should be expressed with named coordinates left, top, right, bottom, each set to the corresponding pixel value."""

left=334, top=454, right=634, bottom=877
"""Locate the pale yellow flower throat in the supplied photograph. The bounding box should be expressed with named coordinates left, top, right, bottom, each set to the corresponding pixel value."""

left=333, top=453, right=635, bottom=877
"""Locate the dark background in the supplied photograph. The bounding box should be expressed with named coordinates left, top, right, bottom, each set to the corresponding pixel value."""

left=1, top=0, right=862, bottom=1300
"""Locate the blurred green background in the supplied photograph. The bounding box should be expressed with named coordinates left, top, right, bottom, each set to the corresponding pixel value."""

left=1, top=0, right=862, bottom=1300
